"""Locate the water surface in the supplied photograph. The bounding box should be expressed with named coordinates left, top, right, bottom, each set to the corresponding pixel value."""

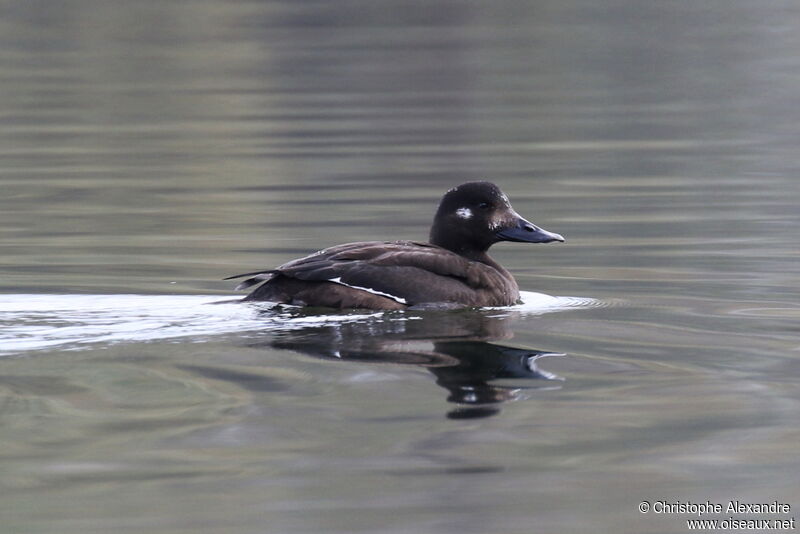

left=1, top=1, right=799, bottom=533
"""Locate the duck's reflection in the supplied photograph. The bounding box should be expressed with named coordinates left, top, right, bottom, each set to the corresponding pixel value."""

left=262, top=309, right=565, bottom=419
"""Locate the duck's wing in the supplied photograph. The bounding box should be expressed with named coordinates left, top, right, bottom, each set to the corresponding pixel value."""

left=223, top=242, right=380, bottom=291
left=232, top=241, right=508, bottom=306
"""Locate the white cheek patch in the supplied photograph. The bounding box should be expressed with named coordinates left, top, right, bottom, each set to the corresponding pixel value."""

left=456, top=207, right=473, bottom=220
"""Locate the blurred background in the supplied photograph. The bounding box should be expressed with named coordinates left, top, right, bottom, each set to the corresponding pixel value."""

left=1, top=1, right=799, bottom=533
left=3, top=0, right=797, bottom=297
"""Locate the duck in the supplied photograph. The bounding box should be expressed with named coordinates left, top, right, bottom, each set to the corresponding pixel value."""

left=225, top=181, right=564, bottom=310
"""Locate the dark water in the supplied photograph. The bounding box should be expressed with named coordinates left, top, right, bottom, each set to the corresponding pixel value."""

left=2, top=1, right=799, bottom=532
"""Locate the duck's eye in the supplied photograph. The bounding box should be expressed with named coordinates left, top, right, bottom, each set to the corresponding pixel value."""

left=477, top=202, right=491, bottom=210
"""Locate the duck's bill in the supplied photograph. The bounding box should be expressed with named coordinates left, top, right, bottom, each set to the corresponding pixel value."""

left=496, top=216, right=565, bottom=244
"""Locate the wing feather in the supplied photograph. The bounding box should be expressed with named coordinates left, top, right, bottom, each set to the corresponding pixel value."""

left=228, top=241, right=514, bottom=307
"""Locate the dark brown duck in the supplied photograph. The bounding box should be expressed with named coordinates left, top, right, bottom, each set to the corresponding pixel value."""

left=226, top=182, right=564, bottom=309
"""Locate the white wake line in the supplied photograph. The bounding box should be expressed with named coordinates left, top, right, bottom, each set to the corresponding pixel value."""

left=511, top=291, right=604, bottom=314
left=0, top=292, right=602, bottom=355
left=0, top=295, right=380, bottom=354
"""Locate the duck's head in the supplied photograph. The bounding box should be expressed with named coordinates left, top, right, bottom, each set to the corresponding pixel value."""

left=429, top=181, right=564, bottom=257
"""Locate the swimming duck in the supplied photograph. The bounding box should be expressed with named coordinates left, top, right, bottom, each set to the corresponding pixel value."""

left=226, top=181, right=564, bottom=309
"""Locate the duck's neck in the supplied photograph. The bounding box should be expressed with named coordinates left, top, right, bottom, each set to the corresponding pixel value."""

left=429, top=223, right=507, bottom=267
left=457, top=247, right=493, bottom=264
left=468, top=250, right=510, bottom=277
left=429, top=237, right=500, bottom=268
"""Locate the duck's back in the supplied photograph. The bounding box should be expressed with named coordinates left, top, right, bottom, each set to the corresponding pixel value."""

left=226, top=240, right=519, bottom=309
